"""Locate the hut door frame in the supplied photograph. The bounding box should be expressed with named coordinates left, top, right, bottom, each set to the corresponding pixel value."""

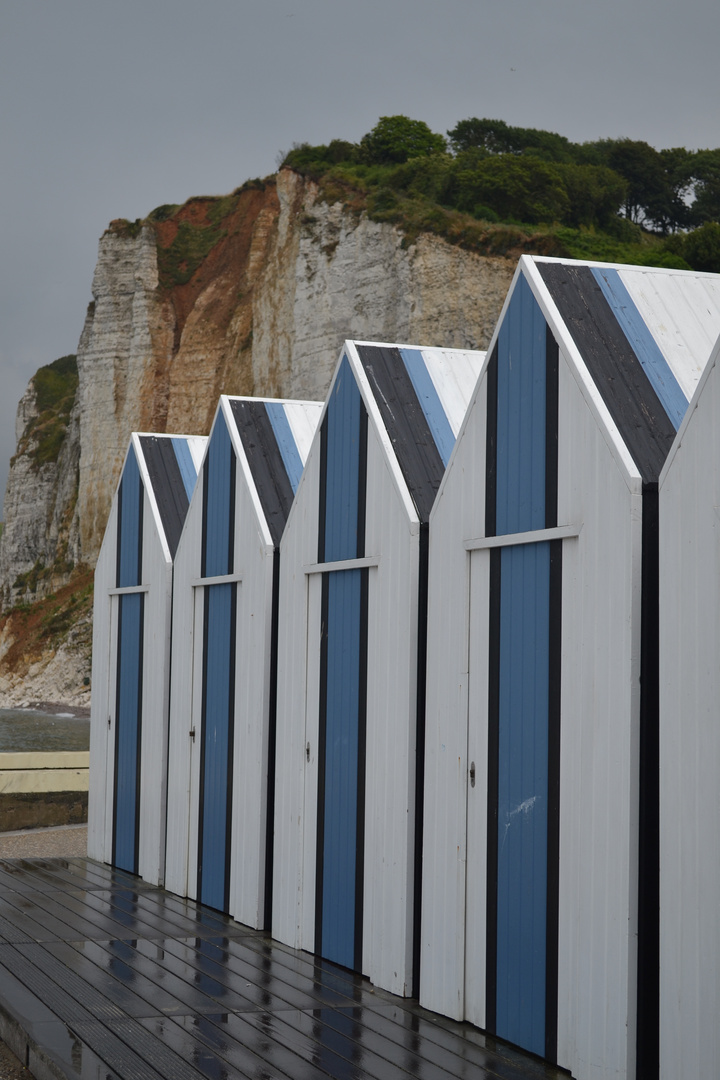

left=464, top=547, right=490, bottom=1029
left=102, top=592, right=120, bottom=862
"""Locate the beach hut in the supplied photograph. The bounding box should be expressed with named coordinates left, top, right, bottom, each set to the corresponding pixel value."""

left=272, top=340, right=484, bottom=997
left=164, top=395, right=321, bottom=928
left=421, top=256, right=720, bottom=1080
left=88, top=432, right=207, bottom=885
left=658, top=331, right=720, bottom=1080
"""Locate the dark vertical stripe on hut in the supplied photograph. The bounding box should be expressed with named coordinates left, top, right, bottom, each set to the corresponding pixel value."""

left=485, top=275, right=560, bottom=1059
left=539, top=260, right=668, bottom=1078
left=636, top=484, right=660, bottom=1080
left=315, top=357, right=368, bottom=970
left=230, top=399, right=296, bottom=547
left=113, top=449, right=144, bottom=874
left=536, top=262, right=677, bottom=482
left=356, top=345, right=445, bottom=523
left=485, top=345, right=498, bottom=539
left=197, top=416, right=236, bottom=913
left=138, top=436, right=192, bottom=560
left=263, top=549, right=281, bottom=931
left=356, top=345, right=448, bottom=994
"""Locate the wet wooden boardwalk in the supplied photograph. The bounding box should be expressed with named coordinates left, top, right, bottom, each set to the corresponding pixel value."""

left=0, top=857, right=568, bottom=1080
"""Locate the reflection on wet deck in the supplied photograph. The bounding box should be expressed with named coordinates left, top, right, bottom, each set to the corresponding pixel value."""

left=0, top=858, right=569, bottom=1079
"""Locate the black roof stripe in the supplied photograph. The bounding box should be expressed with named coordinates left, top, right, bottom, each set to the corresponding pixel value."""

left=355, top=345, right=445, bottom=523
left=537, top=263, right=677, bottom=483
left=138, top=436, right=190, bottom=559
left=229, top=400, right=295, bottom=548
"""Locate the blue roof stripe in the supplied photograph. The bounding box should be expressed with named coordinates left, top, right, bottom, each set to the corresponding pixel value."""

left=591, top=267, right=688, bottom=430
left=264, top=402, right=304, bottom=493
left=171, top=437, right=199, bottom=501
left=399, top=348, right=456, bottom=466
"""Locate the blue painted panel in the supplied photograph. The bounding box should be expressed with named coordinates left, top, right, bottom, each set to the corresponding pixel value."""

left=117, top=447, right=142, bottom=588
left=322, top=569, right=362, bottom=968
left=324, top=357, right=362, bottom=562
left=496, top=542, right=550, bottom=1055
left=114, top=593, right=143, bottom=872
left=264, top=402, right=304, bottom=494
left=591, top=267, right=688, bottom=429
left=400, top=348, right=456, bottom=467
left=496, top=274, right=547, bottom=535
left=200, top=582, right=235, bottom=911
left=171, top=438, right=199, bottom=501
left=204, top=416, right=234, bottom=578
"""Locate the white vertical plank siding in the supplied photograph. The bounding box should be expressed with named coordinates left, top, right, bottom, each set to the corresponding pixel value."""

left=362, top=424, right=419, bottom=996
left=165, top=466, right=205, bottom=898
left=273, top=435, right=322, bottom=949
left=423, top=259, right=655, bottom=1080
left=554, top=355, right=642, bottom=1080
left=422, top=371, right=488, bottom=1021
left=87, top=500, right=119, bottom=863
left=136, top=470, right=174, bottom=885
left=227, top=462, right=274, bottom=928
left=658, top=340, right=720, bottom=1080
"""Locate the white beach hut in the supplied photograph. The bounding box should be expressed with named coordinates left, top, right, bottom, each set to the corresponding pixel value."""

left=272, top=340, right=484, bottom=997
left=658, top=331, right=720, bottom=1080
left=88, top=432, right=207, bottom=884
left=421, top=256, right=720, bottom=1080
left=164, top=395, right=321, bottom=928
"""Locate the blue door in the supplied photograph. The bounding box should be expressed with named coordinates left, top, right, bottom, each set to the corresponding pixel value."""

left=315, top=357, right=368, bottom=970
left=197, top=416, right=236, bottom=911
left=113, top=449, right=144, bottom=873
left=482, top=275, right=561, bottom=1060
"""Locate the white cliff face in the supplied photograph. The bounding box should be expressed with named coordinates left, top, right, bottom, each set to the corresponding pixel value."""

left=0, top=381, right=79, bottom=609
left=71, top=224, right=170, bottom=566
left=252, top=171, right=513, bottom=402
left=0, top=171, right=515, bottom=704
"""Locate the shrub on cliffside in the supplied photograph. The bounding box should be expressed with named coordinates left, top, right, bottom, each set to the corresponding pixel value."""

left=14, top=355, right=78, bottom=469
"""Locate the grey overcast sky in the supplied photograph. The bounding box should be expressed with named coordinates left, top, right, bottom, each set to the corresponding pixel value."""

left=1, top=0, right=719, bottom=513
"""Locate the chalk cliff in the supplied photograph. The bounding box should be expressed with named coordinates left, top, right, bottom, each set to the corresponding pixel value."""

left=0, top=168, right=514, bottom=703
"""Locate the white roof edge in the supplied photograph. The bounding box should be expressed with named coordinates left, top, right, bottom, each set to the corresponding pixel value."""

left=660, top=331, right=720, bottom=487
left=130, top=430, right=206, bottom=440
left=220, top=394, right=324, bottom=407
left=528, top=253, right=720, bottom=279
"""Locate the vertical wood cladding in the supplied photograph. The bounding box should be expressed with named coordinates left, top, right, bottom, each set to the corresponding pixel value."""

left=113, top=448, right=144, bottom=874
left=315, top=357, right=369, bottom=970
left=198, top=417, right=237, bottom=912
left=485, top=275, right=560, bottom=1059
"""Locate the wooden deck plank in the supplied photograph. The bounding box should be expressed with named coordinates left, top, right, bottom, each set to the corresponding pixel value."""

left=0, top=859, right=571, bottom=1080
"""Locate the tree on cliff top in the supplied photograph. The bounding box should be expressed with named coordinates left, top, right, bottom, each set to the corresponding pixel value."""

left=359, top=115, right=447, bottom=164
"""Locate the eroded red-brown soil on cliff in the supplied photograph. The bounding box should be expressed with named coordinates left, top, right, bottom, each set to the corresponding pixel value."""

left=152, top=182, right=282, bottom=351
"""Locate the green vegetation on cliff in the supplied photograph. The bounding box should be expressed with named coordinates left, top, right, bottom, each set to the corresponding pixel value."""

left=14, top=354, right=78, bottom=469
left=281, top=116, right=720, bottom=272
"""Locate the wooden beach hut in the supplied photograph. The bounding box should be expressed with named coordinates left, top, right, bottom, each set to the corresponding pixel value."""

left=658, top=331, right=720, bottom=1080
left=88, top=432, right=207, bottom=884
left=164, top=395, right=321, bottom=928
left=421, top=256, right=720, bottom=1080
left=272, top=340, right=484, bottom=997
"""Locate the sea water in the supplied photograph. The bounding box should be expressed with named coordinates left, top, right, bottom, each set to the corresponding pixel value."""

left=0, top=708, right=90, bottom=752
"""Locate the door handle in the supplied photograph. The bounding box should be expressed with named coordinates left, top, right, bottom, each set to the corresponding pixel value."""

left=470, top=761, right=476, bottom=788
left=189, top=728, right=196, bottom=742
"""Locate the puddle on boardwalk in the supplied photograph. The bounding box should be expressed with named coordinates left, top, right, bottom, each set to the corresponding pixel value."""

left=0, top=708, right=90, bottom=752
